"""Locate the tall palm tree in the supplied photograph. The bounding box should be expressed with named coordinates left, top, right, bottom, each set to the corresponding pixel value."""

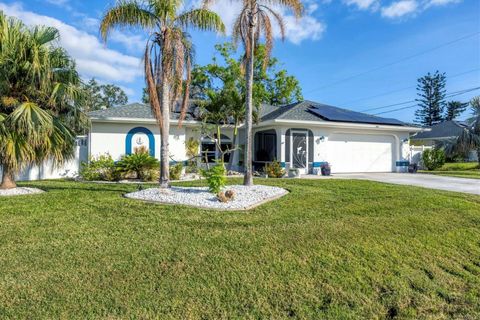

left=204, top=0, right=303, bottom=186
left=0, top=12, right=80, bottom=189
left=445, top=96, right=480, bottom=166
left=100, top=0, right=225, bottom=188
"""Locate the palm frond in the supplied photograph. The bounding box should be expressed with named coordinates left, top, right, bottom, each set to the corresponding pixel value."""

left=144, top=43, right=163, bottom=129
left=261, top=0, right=304, bottom=18
left=175, top=9, right=225, bottom=34
left=100, top=0, right=157, bottom=42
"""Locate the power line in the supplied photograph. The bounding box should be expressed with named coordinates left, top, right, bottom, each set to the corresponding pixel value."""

left=305, top=32, right=480, bottom=94
left=372, top=86, right=480, bottom=115
left=339, top=68, right=480, bottom=106
left=363, top=86, right=480, bottom=113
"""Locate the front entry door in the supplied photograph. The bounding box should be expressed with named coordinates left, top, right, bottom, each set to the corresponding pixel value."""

left=290, top=131, right=308, bottom=174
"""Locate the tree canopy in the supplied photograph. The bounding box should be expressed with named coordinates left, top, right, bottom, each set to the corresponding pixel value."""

left=83, top=78, right=128, bottom=111
left=415, top=71, right=446, bottom=126
left=190, top=42, right=303, bottom=108
left=444, top=100, right=468, bottom=121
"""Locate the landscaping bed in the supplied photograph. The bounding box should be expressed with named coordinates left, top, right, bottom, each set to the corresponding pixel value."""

left=124, top=185, right=288, bottom=210
left=0, top=187, right=44, bottom=197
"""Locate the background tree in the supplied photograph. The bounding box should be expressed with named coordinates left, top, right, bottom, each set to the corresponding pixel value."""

left=444, top=100, right=468, bottom=121
left=445, top=96, right=480, bottom=165
left=204, top=0, right=303, bottom=186
left=0, top=13, right=81, bottom=189
left=83, top=78, right=128, bottom=111
left=100, top=0, right=225, bottom=188
left=415, top=71, right=446, bottom=126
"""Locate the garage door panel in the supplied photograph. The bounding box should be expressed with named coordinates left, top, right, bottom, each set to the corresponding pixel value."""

left=327, top=134, right=394, bottom=173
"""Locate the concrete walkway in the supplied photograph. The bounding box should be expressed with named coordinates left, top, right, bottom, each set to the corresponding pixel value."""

left=301, top=173, right=480, bottom=195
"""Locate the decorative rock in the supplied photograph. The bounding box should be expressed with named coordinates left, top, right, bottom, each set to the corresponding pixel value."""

left=225, top=189, right=235, bottom=200
left=124, top=185, right=288, bottom=210
left=0, top=187, right=44, bottom=197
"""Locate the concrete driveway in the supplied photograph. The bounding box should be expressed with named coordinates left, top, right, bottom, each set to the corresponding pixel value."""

left=315, top=173, right=480, bottom=195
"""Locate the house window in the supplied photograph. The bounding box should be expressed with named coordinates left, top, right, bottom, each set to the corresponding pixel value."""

left=201, top=141, right=216, bottom=163
left=201, top=134, right=232, bottom=163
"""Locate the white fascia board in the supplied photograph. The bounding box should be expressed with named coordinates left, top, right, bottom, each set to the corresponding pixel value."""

left=90, top=117, right=239, bottom=129
left=256, top=119, right=427, bottom=133
left=90, top=117, right=201, bottom=127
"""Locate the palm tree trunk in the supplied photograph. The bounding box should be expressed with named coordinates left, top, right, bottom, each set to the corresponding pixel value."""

left=243, top=15, right=255, bottom=186
left=159, top=80, right=170, bottom=189
left=0, top=166, right=17, bottom=189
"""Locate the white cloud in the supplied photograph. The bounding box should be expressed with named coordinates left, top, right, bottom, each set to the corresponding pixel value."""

left=426, top=0, right=461, bottom=7
left=344, top=0, right=379, bottom=10
left=381, top=0, right=418, bottom=18
left=201, top=0, right=325, bottom=44
left=0, top=2, right=143, bottom=83
left=78, top=16, right=146, bottom=53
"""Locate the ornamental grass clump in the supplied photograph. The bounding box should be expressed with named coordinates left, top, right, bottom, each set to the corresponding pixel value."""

left=264, top=160, right=285, bottom=178
left=169, top=163, right=183, bottom=180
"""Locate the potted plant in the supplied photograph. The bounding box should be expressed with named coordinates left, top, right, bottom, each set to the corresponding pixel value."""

left=288, top=168, right=300, bottom=178
left=321, top=163, right=331, bottom=176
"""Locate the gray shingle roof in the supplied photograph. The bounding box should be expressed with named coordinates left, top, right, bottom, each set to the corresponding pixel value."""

left=89, top=100, right=408, bottom=127
left=88, top=102, right=197, bottom=121
left=411, top=120, right=468, bottom=140
left=261, top=100, right=408, bottom=126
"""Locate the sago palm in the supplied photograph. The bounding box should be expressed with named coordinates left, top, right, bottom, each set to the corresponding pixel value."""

left=0, top=12, right=80, bottom=189
left=100, top=0, right=225, bottom=188
left=204, top=0, right=303, bottom=186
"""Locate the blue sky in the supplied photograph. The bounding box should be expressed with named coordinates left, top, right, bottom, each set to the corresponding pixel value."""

left=0, top=0, right=478, bottom=122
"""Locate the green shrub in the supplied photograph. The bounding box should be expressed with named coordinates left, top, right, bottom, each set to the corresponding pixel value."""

left=264, top=160, right=285, bottom=178
left=142, top=169, right=159, bottom=182
left=200, top=164, right=226, bottom=194
left=422, top=148, right=446, bottom=171
left=170, top=163, right=183, bottom=180
left=80, top=154, right=120, bottom=181
left=116, top=152, right=159, bottom=180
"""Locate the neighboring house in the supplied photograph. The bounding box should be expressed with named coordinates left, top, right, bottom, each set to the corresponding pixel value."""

left=410, top=120, right=478, bottom=161
left=88, top=100, right=424, bottom=174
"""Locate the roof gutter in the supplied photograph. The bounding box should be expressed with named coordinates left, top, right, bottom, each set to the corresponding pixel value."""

left=256, top=119, right=427, bottom=132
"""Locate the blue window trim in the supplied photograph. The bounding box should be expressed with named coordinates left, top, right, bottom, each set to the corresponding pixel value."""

left=126, top=127, right=155, bottom=157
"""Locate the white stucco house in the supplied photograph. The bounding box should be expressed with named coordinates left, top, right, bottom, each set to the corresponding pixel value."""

left=88, top=100, right=424, bottom=174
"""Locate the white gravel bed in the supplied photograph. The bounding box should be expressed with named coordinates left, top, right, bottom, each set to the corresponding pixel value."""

left=0, top=187, right=44, bottom=197
left=124, top=185, right=288, bottom=210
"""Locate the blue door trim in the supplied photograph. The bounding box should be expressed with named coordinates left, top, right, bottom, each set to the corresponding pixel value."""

left=126, top=127, right=155, bottom=157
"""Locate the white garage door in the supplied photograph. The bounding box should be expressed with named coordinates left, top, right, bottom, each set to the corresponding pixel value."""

left=327, top=133, right=395, bottom=173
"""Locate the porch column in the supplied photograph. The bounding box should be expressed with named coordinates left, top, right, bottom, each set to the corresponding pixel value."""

left=277, top=128, right=286, bottom=165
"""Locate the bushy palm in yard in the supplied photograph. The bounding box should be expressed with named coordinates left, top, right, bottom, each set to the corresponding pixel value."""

left=100, top=0, right=225, bottom=188
left=445, top=96, right=480, bottom=165
left=0, top=13, right=80, bottom=189
left=204, top=0, right=303, bottom=186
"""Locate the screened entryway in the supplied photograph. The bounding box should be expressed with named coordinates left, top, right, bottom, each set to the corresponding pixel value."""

left=253, top=129, right=277, bottom=171
left=285, top=129, right=314, bottom=174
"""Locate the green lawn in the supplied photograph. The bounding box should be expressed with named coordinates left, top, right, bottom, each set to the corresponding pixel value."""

left=419, top=162, right=480, bottom=179
left=1, top=179, right=479, bottom=319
